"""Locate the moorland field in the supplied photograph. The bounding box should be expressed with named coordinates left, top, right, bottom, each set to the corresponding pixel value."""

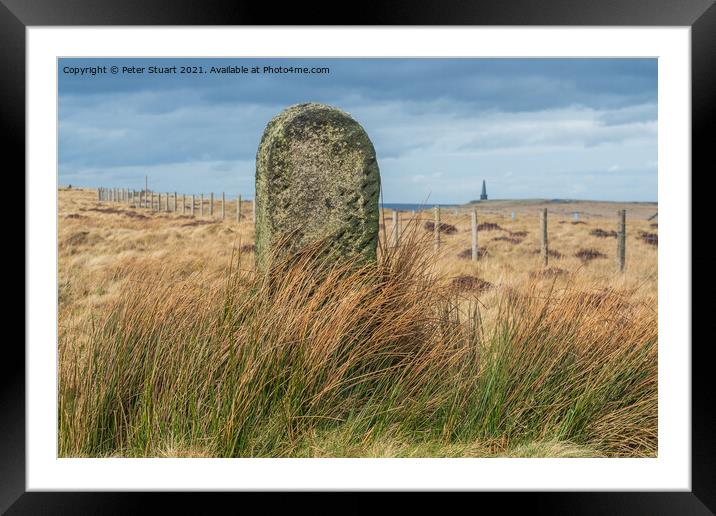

left=58, top=187, right=657, bottom=458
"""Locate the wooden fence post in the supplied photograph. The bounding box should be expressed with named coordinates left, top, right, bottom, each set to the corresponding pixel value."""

left=617, top=209, right=626, bottom=272
left=434, top=206, right=440, bottom=252
left=182, top=194, right=186, bottom=214
left=200, top=194, right=204, bottom=217
left=392, top=211, right=399, bottom=247
left=210, top=192, right=214, bottom=217
left=152, top=192, right=156, bottom=211
left=221, top=192, right=225, bottom=219
left=191, top=195, right=195, bottom=216
left=540, top=208, right=549, bottom=267
left=471, top=208, right=478, bottom=261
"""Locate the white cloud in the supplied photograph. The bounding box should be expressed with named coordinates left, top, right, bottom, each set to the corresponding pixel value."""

left=59, top=90, right=657, bottom=202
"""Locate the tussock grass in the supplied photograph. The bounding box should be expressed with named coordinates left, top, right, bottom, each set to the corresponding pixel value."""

left=59, top=218, right=656, bottom=457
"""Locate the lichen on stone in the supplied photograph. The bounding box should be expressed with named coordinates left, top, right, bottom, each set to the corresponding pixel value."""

left=255, top=103, right=381, bottom=269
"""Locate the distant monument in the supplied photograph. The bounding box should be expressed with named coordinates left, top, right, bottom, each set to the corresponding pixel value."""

left=255, top=103, right=381, bottom=269
left=480, top=180, right=488, bottom=201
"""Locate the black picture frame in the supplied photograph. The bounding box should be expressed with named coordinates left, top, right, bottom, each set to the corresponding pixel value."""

left=6, top=0, right=713, bottom=512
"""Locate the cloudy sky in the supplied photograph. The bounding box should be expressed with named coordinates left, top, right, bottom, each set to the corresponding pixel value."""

left=58, top=58, right=657, bottom=203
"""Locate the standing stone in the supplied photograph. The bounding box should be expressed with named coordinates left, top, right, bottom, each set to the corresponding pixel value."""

left=255, top=103, right=380, bottom=267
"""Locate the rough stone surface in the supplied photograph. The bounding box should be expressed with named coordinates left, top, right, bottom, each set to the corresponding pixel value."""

left=255, top=103, right=381, bottom=268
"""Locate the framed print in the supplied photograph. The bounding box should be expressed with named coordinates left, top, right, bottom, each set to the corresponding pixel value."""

left=6, top=0, right=714, bottom=511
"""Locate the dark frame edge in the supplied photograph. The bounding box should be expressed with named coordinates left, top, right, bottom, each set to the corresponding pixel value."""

left=1, top=0, right=26, bottom=514
left=691, top=1, right=716, bottom=513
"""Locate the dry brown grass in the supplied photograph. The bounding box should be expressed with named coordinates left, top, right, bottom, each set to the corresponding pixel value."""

left=58, top=188, right=657, bottom=458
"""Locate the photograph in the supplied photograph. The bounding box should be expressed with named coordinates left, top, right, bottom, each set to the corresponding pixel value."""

left=57, top=57, right=659, bottom=459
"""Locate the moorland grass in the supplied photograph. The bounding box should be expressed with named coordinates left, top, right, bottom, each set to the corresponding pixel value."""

left=59, top=223, right=656, bottom=458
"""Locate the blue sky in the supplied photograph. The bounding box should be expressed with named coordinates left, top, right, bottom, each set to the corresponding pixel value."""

left=58, top=58, right=657, bottom=202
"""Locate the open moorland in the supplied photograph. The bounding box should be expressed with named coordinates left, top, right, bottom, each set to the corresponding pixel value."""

left=58, top=187, right=657, bottom=458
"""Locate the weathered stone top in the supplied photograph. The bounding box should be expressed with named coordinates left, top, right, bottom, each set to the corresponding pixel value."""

left=255, top=103, right=381, bottom=269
